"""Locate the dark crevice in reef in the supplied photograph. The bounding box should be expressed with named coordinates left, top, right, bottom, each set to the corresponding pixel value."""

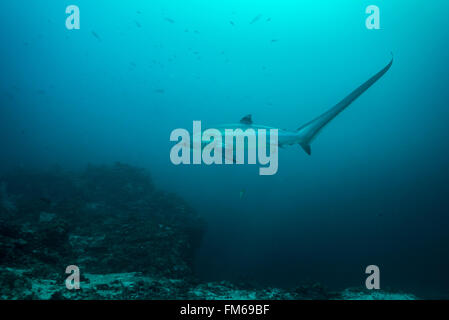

left=0, top=163, right=416, bottom=299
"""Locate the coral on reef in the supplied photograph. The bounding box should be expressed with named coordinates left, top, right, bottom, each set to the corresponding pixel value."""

left=0, top=267, right=417, bottom=300
left=0, top=163, right=204, bottom=290
left=0, top=163, right=417, bottom=300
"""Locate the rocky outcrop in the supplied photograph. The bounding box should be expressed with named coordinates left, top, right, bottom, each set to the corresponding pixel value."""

left=0, top=163, right=205, bottom=283
left=0, top=163, right=417, bottom=300
left=0, top=267, right=417, bottom=300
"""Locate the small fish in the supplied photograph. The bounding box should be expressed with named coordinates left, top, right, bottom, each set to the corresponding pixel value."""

left=193, top=30, right=200, bottom=34
left=164, top=17, right=175, bottom=24
left=154, top=89, right=165, bottom=94
left=271, top=39, right=279, bottom=43
left=134, top=20, right=141, bottom=28
left=239, top=189, right=246, bottom=199
left=91, top=31, right=101, bottom=41
left=136, top=10, right=142, bottom=14
left=229, top=21, right=235, bottom=26
left=266, top=17, right=271, bottom=22
left=250, top=14, right=262, bottom=24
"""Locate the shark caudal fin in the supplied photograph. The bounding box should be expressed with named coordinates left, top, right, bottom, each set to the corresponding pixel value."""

left=297, top=55, right=393, bottom=155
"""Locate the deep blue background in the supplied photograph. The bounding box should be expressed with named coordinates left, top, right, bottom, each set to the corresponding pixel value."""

left=1, top=1, right=448, bottom=297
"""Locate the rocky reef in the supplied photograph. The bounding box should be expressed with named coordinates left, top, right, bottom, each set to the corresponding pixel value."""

left=0, top=163, right=417, bottom=300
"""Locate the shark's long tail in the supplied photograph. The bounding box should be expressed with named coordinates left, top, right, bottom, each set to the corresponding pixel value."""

left=297, top=55, right=393, bottom=155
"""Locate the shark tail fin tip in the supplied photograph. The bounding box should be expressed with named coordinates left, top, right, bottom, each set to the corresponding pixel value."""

left=299, top=143, right=311, bottom=155
left=296, top=55, right=393, bottom=152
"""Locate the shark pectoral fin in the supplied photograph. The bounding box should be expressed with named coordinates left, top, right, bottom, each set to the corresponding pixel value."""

left=221, top=143, right=237, bottom=163
left=223, top=153, right=237, bottom=163
left=299, top=143, right=311, bottom=155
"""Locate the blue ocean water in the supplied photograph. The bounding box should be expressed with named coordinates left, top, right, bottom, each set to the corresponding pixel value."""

left=1, top=0, right=448, bottom=298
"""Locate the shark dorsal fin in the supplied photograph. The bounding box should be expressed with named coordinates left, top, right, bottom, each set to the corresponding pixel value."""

left=240, top=114, right=253, bottom=125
